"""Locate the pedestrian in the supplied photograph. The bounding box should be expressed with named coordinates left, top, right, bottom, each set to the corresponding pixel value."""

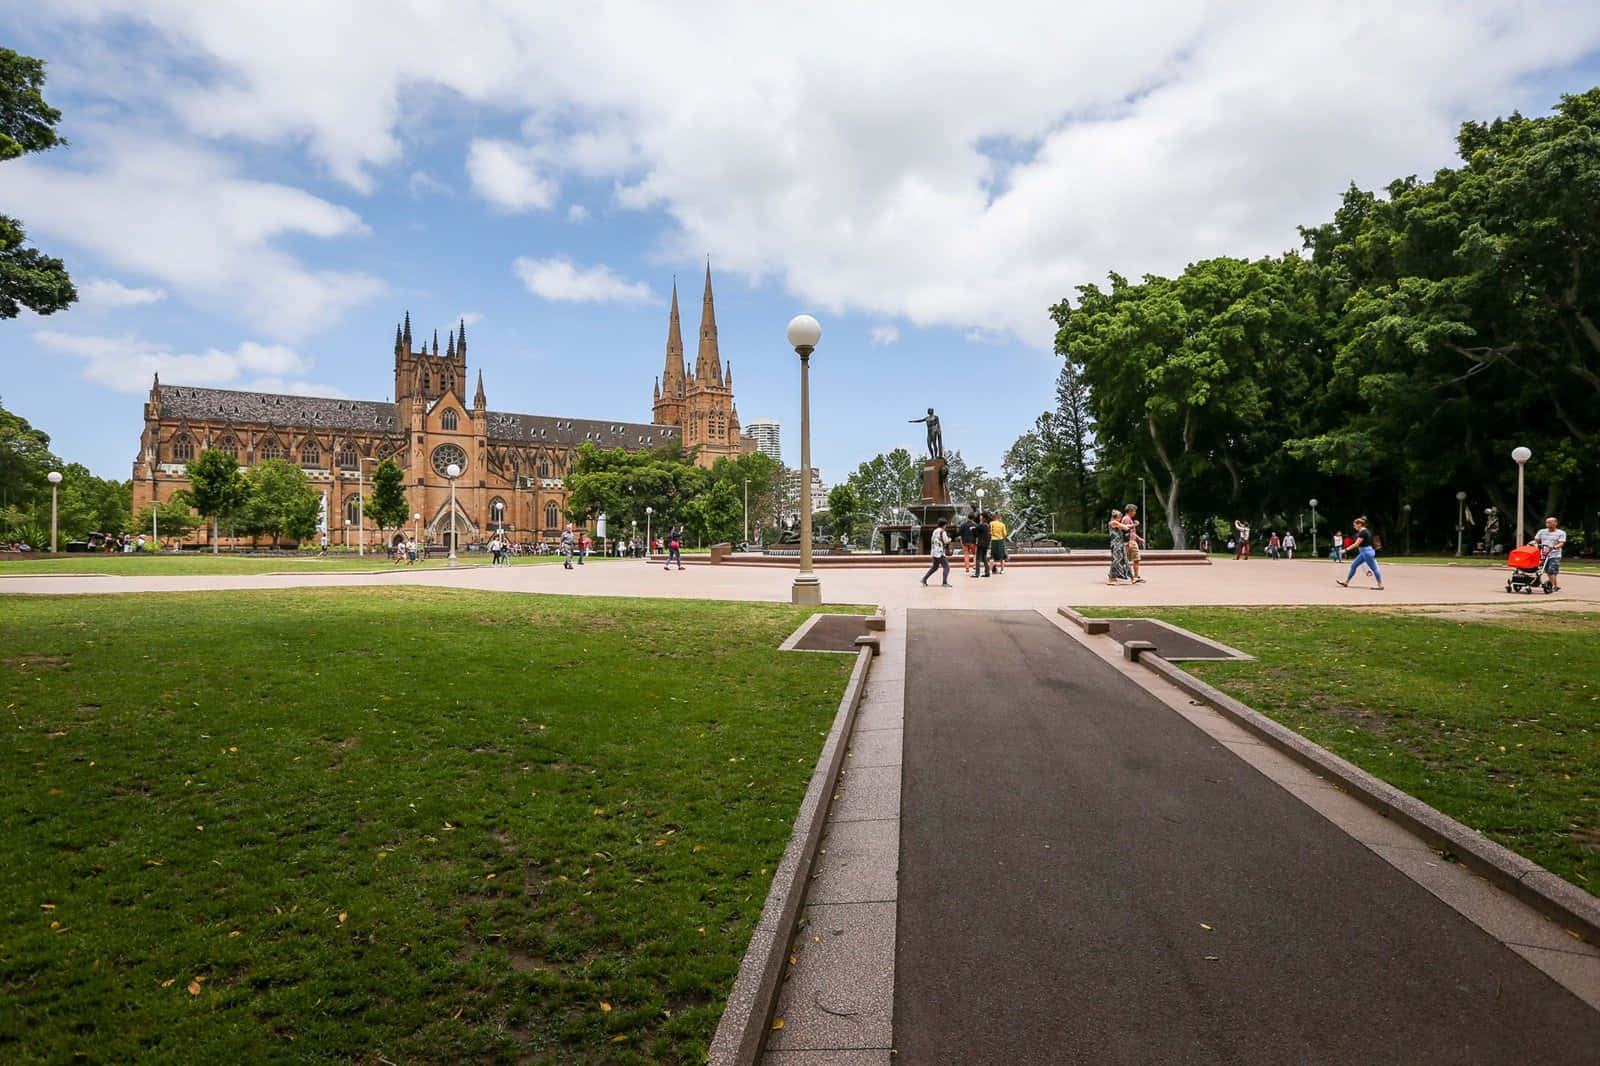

left=1123, top=504, right=1146, bottom=583
left=666, top=525, right=684, bottom=570
left=488, top=533, right=501, bottom=566
left=1282, top=531, right=1296, bottom=560
left=1107, top=508, right=1132, bottom=584
left=578, top=532, right=590, bottom=565
left=561, top=523, right=576, bottom=569
left=319, top=532, right=329, bottom=557
left=958, top=511, right=979, bottom=574
left=972, top=511, right=992, bottom=577
left=1532, top=516, right=1567, bottom=592
left=1330, top=532, right=1344, bottom=562
left=1233, top=518, right=1251, bottom=560
left=1199, top=531, right=1211, bottom=554
left=920, top=518, right=952, bottom=586
left=407, top=537, right=417, bottom=564
left=988, top=511, right=1008, bottom=574
left=1336, top=516, right=1384, bottom=590
left=1267, top=531, right=1281, bottom=559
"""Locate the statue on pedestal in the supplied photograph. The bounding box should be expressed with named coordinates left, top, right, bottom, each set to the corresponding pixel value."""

left=908, top=408, right=943, bottom=460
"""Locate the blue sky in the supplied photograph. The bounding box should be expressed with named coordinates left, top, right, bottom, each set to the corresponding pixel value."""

left=4, top=1, right=1599, bottom=489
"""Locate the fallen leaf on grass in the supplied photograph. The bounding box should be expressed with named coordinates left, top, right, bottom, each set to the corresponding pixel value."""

left=338, top=912, right=348, bottom=924
left=600, top=1002, right=612, bottom=1012
left=187, top=980, right=202, bottom=996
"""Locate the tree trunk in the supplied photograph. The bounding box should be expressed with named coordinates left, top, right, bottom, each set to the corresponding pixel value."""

left=211, top=516, right=218, bottom=554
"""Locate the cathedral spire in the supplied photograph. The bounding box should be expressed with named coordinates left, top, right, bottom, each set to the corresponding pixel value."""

left=402, top=311, right=412, bottom=351
left=446, top=329, right=456, bottom=360
left=695, top=260, right=722, bottom=387
left=662, top=279, right=687, bottom=398
left=457, top=318, right=468, bottom=359
left=394, top=323, right=403, bottom=355
left=432, top=329, right=439, bottom=356
left=473, top=370, right=486, bottom=411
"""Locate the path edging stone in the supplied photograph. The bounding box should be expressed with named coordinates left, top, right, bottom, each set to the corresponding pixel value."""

left=1136, top=650, right=1600, bottom=945
left=708, top=642, right=875, bottom=1065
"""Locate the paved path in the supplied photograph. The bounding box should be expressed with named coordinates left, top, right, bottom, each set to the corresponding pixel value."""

left=894, top=609, right=1600, bottom=1065
left=3, top=557, right=1597, bottom=613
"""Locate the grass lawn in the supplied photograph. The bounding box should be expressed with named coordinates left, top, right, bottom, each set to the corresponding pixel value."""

left=1076, top=606, right=1600, bottom=894
left=1, top=589, right=866, bottom=1064
left=0, top=553, right=584, bottom=576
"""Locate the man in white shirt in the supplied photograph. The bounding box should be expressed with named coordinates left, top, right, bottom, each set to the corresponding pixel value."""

left=1532, top=516, right=1567, bottom=592
left=1282, top=531, right=1297, bottom=560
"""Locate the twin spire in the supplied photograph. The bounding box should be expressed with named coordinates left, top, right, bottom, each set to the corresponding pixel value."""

left=661, top=262, right=724, bottom=393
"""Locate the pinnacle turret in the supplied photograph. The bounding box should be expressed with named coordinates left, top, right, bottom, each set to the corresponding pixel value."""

left=663, top=280, right=686, bottom=398
left=695, top=261, right=722, bottom=386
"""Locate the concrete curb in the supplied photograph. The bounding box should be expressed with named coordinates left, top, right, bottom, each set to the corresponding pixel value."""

left=708, top=643, right=876, bottom=1065
left=1125, top=645, right=1600, bottom=946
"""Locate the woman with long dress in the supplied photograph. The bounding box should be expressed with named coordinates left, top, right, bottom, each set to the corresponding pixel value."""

left=1107, top=509, right=1132, bottom=584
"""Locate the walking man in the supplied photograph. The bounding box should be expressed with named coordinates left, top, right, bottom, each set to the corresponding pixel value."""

left=1233, top=518, right=1251, bottom=560
left=1282, top=531, right=1296, bottom=560
left=1532, top=516, right=1567, bottom=592
left=921, top=518, right=952, bottom=586
left=560, top=524, right=576, bottom=569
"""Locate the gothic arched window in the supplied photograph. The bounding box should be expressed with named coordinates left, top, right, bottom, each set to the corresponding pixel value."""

left=345, top=495, right=362, bottom=525
left=171, top=435, right=195, bottom=462
left=537, top=456, right=550, bottom=479
left=300, top=444, right=321, bottom=466
left=490, top=498, right=506, bottom=524
left=545, top=502, right=559, bottom=529
left=259, top=438, right=285, bottom=461
left=217, top=436, right=239, bottom=458
left=441, top=408, right=458, bottom=431
left=338, top=447, right=358, bottom=470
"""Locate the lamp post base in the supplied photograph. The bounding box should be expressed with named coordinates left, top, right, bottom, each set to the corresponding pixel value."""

left=790, top=573, right=822, bottom=605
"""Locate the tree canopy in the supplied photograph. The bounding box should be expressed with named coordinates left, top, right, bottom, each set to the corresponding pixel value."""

left=0, top=48, right=75, bottom=320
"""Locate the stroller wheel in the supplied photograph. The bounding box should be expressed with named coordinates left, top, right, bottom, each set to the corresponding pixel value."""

left=1506, top=581, right=1514, bottom=593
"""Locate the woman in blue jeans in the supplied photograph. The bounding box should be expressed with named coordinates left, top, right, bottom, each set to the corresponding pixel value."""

left=1336, top=516, right=1384, bottom=590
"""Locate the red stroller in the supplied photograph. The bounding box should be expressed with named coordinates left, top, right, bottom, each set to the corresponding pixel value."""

left=1505, top=545, right=1553, bottom=594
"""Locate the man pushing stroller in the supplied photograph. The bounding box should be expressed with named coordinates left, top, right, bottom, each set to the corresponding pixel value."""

left=1531, top=516, right=1567, bottom=593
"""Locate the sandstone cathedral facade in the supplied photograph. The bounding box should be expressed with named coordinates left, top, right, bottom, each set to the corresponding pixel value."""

left=131, top=266, right=744, bottom=547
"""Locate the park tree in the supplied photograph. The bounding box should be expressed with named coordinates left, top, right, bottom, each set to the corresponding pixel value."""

left=844, top=448, right=919, bottom=526
left=49, top=463, right=130, bottom=540
left=826, top=483, right=863, bottom=545
left=366, top=459, right=411, bottom=541
left=186, top=448, right=248, bottom=553
left=239, top=459, right=319, bottom=548
left=706, top=451, right=781, bottom=544
left=565, top=440, right=709, bottom=536
left=1, top=48, right=76, bottom=319
left=133, top=492, right=200, bottom=546
left=0, top=399, right=56, bottom=513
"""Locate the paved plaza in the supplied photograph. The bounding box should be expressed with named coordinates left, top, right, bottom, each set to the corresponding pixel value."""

left=3, top=555, right=1596, bottom=611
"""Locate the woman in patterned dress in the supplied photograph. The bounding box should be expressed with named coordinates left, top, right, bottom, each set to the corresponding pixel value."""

left=1107, top=509, right=1133, bottom=585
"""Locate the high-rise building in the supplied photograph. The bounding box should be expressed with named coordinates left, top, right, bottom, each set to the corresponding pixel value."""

left=742, top=418, right=781, bottom=464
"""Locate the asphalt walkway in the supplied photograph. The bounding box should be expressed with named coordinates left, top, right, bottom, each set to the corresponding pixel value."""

left=894, top=609, right=1600, bottom=1065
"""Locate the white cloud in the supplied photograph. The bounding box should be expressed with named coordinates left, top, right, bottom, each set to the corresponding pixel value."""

left=566, top=203, right=591, bottom=222
left=467, top=139, right=557, bottom=213
left=870, top=325, right=899, bottom=346
left=408, top=170, right=453, bottom=198
left=15, top=1, right=1600, bottom=347
left=33, top=329, right=331, bottom=394
left=512, top=256, right=657, bottom=305
left=0, top=128, right=384, bottom=338
left=79, top=278, right=168, bottom=308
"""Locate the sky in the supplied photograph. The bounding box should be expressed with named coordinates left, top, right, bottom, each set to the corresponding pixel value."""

left=4, top=1, right=1600, bottom=489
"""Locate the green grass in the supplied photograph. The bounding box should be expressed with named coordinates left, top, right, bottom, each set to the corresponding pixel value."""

left=0, top=553, right=575, bottom=576
left=1, top=590, right=867, bottom=1064
left=1076, top=606, right=1600, bottom=893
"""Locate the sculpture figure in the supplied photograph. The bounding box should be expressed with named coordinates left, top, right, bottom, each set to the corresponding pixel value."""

left=908, top=408, right=943, bottom=460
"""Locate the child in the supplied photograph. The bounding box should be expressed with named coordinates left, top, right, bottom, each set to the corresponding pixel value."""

left=1330, top=532, right=1343, bottom=561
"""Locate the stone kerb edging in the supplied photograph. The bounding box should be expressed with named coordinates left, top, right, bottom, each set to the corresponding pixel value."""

left=1131, top=648, right=1600, bottom=946
left=708, top=642, right=876, bottom=1065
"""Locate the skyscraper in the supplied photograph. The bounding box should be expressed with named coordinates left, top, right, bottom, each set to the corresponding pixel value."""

left=742, top=418, right=782, bottom=464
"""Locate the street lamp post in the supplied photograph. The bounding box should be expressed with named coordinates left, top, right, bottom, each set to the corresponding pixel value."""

left=1512, top=446, right=1532, bottom=546
left=413, top=511, right=421, bottom=551
left=743, top=478, right=750, bottom=548
left=977, top=488, right=985, bottom=516
left=446, top=463, right=461, bottom=565
left=47, top=471, right=62, bottom=552
left=1402, top=503, right=1411, bottom=556
left=645, top=506, right=653, bottom=561
left=1139, top=477, right=1146, bottom=528
left=786, top=314, right=822, bottom=605
left=1309, top=498, right=1319, bottom=560
left=1455, top=490, right=1467, bottom=557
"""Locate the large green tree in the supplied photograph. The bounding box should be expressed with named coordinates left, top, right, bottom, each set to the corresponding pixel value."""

left=186, top=449, right=248, bottom=553
left=1, top=48, right=75, bottom=319
left=133, top=492, right=200, bottom=546
left=238, top=459, right=319, bottom=547
left=366, top=458, right=411, bottom=539
left=843, top=448, right=919, bottom=527
left=0, top=399, right=55, bottom=512
left=565, top=440, right=709, bottom=537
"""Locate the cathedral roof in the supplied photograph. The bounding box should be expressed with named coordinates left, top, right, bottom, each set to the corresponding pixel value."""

left=154, top=383, right=679, bottom=448
left=157, top=384, right=400, bottom=432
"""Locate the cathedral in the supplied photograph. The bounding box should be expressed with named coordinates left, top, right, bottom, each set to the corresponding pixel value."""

left=131, top=266, right=744, bottom=548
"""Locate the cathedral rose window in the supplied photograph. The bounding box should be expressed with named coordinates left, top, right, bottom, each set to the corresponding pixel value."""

left=431, top=443, right=467, bottom=477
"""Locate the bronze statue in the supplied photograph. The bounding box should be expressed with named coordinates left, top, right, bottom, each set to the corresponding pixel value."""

left=909, top=408, right=943, bottom=460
